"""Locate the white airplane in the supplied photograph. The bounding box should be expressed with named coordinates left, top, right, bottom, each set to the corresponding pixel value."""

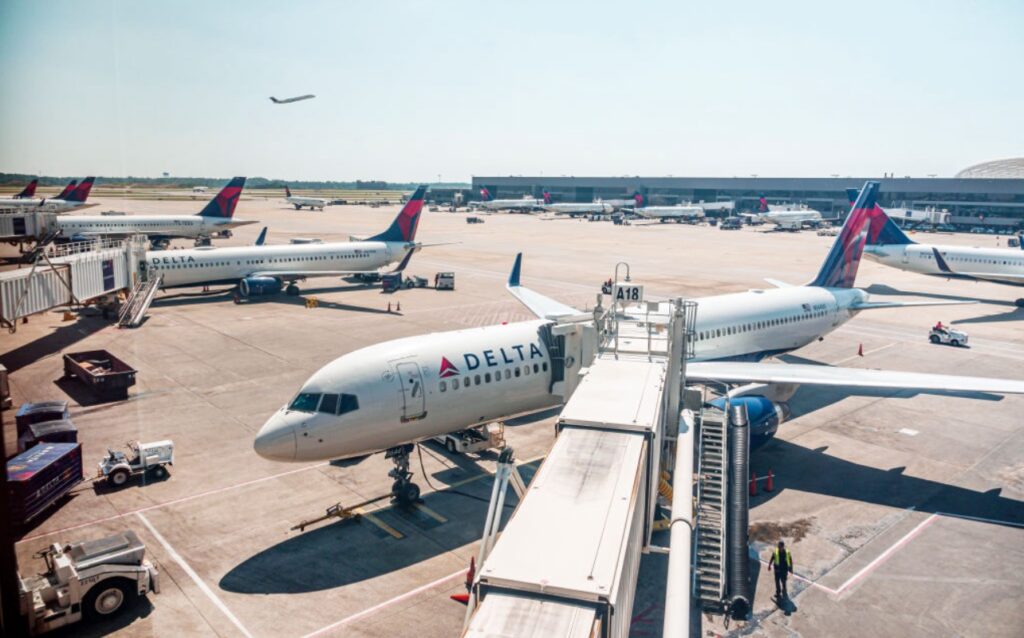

left=254, top=182, right=1024, bottom=504
left=284, top=186, right=329, bottom=211
left=9, top=178, right=38, bottom=199
left=147, top=185, right=428, bottom=299
left=270, top=95, right=315, bottom=104
left=630, top=192, right=705, bottom=223
left=861, top=198, right=1024, bottom=307
left=57, top=177, right=255, bottom=248
left=744, top=195, right=831, bottom=230
left=0, top=177, right=95, bottom=211
left=538, top=191, right=613, bottom=216
left=471, top=187, right=541, bottom=212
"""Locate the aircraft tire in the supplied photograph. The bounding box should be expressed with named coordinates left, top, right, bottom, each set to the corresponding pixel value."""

left=286, top=285, right=300, bottom=296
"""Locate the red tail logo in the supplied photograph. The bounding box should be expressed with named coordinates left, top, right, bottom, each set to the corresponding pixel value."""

left=439, top=357, right=460, bottom=378
left=480, top=187, right=492, bottom=201
left=542, top=191, right=552, bottom=204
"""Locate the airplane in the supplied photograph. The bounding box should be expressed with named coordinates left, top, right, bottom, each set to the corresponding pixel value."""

left=270, top=95, right=315, bottom=104
left=146, top=185, right=428, bottom=300
left=857, top=192, right=1024, bottom=307
left=284, top=186, right=329, bottom=211
left=253, top=181, right=1024, bottom=504
left=0, top=177, right=95, bottom=211
left=56, top=177, right=256, bottom=248
left=538, top=191, right=613, bottom=216
left=630, top=192, right=705, bottom=223
left=10, top=178, right=38, bottom=199
left=471, top=187, right=542, bottom=212
left=741, top=194, right=831, bottom=230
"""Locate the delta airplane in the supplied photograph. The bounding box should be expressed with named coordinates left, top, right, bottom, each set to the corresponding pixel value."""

left=742, top=195, right=830, bottom=230
left=147, top=185, right=428, bottom=300
left=860, top=197, right=1024, bottom=307
left=253, top=181, right=1024, bottom=503
left=539, top=191, right=614, bottom=216
left=270, top=94, right=315, bottom=104
left=284, top=186, right=329, bottom=211
left=630, top=192, right=705, bottom=223
left=57, top=177, right=255, bottom=248
left=0, top=177, right=95, bottom=211
left=471, top=187, right=541, bottom=212
left=10, top=179, right=38, bottom=199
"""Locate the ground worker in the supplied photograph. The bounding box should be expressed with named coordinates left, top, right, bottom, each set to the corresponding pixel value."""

left=767, top=540, right=793, bottom=600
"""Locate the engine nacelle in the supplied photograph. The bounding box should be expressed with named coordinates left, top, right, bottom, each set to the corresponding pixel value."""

left=708, top=396, right=790, bottom=449
left=239, top=276, right=283, bottom=298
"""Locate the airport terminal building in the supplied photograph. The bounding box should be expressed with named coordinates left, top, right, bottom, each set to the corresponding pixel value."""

left=472, top=169, right=1024, bottom=229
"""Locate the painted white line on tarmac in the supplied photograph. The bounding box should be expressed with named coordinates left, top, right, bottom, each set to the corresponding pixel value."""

left=832, top=513, right=938, bottom=595
left=137, top=512, right=254, bottom=638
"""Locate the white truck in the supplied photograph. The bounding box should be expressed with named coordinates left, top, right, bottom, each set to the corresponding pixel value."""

left=98, top=440, right=174, bottom=487
left=19, top=530, right=159, bottom=634
left=929, top=325, right=969, bottom=347
left=433, top=423, right=505, bottom=455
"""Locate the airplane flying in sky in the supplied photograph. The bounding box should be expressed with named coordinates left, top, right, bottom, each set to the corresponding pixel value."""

left=10, top=178, right=38, bottom=199
left=253, top=181, right=1024, bottom=504
left=538, top=191, right=614, bottom=216
left=0, top=177, right=95, bottom=211
left=147, top=185, right=428, bottom=299
left=630, top=191, right=705, bottom=223
left=57, top=177, right=255, bottom=248
left=270, top=94, right=315, bottom=104
left=471, top=187, right=541, bottom=212
left=859, top=195, right=1024, bottom=306
left=284, top=185, right=329, bottom=211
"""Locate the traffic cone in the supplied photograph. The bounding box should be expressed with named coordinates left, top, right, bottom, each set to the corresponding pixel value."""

left=387, top=302, right=391, bottom=313
left=396, top=301, right=401, bottom=312
left=450, top=593, right=470, bottom=605
left=857, top=343, right=864, bottom=357
left=749, top=471, right=758, bottom=496
left=765, top=469, right=774, bottom=492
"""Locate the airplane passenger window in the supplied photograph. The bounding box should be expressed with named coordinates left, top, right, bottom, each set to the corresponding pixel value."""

left=453, top=378, right=460, bottom=389
left=440, top=381, right=447, bottom=392
left=514, top=368, right=521, bottom=377
left=542, top=362, right=548, bottom=372
left=533, top=364, right=539, bottom=373
left=465, top=377, right=472, bottom=387
left=504, top=369, right=511, bottom=379
left=485, top=372, right=492, bottom=382
left=338, top=394, right=359, bottom=415
left=319, top=393, right=339, bottom=414
left=289, top=392, right=321, bottom=412
left=474, top=374, right=482, bottom=385
left=524, top=366, right=530, bottom=376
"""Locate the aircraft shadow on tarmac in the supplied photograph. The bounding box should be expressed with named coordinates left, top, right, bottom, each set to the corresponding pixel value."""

left=864, top=284, right=1023, bottom=323
left=152, top=284, right=393, bottom=315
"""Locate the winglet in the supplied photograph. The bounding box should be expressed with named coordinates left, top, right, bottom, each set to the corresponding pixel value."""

left=254, top=227, right=268, bottom=246
left=932, top=247, right=953, bottom=273
left=391, top=247, right=416, bottom=273
left=509, top=252, right=523, bottom=287
left=270, top=97, right=280, bottom=103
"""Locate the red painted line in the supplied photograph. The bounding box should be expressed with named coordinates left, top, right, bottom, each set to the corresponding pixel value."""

left=19, top=462, right=328, bottom=544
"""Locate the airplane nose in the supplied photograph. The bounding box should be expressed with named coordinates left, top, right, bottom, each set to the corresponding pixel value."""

left=254, top=413, right=297, bottom=461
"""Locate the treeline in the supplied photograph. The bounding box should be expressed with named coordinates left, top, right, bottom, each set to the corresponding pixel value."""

left=0, top=173, right=469, bottom=190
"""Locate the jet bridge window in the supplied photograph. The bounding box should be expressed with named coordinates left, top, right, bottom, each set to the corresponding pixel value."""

left=289, top=392, right=321, bottom=412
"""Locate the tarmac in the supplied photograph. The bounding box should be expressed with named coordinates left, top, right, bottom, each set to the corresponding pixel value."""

left=3, top=194, right=1023, bottom=637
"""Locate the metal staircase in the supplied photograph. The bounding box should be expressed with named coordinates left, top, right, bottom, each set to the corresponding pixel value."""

left=694, top=403, right=729, bottom=610
left=118, top=274, right=162, bottom=328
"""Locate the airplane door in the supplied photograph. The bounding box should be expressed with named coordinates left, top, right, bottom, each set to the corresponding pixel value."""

left=396, top=362, right=427, bottom=421
left=901, top=248, right=910, bottom=264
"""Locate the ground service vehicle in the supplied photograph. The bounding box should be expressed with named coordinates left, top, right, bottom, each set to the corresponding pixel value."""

left=8, top=443, right=84, bottom=526
left=929, top=326, right=969, bottom=347
left=435, top=272, right=455, bottom=290
left=720, top=217, right=742, bottom=230
left=63, top=351, right=137, bottom=401
left=98, top=440, right=174, bottom=487
left=19, top=530, right=159, bottom=634
left=466, top=216, right=484, bottom=224
left=433, top=423, right=505, bottom=455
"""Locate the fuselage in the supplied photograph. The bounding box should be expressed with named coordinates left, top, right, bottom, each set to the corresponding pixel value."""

left=865, top=243, right=1024, bottom=287
left=635, top=205, right=705, bottom=221
left=474, top=198, right=540, bottom=211
left=57, top=214, right=240, bottom=239
left=256, top=284, right=865, bottom=462
left=0, top=198, right=85, bottom=212
left=542, top=202, right=614, bottom=215
left=762, top=208, right=824, bottom=229
left=287, top=196, right=328, bottom=210
left=147, top=240, right=408, bottom=288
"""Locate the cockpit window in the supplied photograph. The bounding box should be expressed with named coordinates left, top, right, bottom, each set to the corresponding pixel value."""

left=289, top=392, right=321, bottom=412
left=319, top=393, right=339, bottom=414
left=339, top=394, right=359, bottom=415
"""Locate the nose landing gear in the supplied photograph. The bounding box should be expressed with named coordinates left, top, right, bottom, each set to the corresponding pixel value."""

left=386, top=444, right=421, bottom=505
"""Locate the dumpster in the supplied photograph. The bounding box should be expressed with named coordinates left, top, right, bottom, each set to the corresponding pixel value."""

left=63, top=350, right=137, bottom=401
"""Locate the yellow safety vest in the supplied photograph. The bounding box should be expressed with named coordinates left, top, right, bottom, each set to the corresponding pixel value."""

left=773, top=548, right=792, bottom=569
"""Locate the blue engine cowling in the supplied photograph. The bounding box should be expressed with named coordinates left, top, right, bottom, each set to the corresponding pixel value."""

left=708, top=396, right=790, bottom=449
left=238, top=276, right=283, bottom=298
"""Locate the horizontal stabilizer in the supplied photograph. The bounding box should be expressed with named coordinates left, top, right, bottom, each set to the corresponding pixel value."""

left=506, top=253, right=581, bottom=320
left=764, top=278, right=794, bottom=288
left=687, top=361, right=1024, bottom=395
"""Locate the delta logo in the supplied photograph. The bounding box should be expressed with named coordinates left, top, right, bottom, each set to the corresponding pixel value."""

left=439, top=343, right=545, bottom=377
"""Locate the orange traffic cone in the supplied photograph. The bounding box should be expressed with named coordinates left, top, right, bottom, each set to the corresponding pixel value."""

left=765, top=469, right=774, bottom=492
left=749, top=471, right=758, bottom=496
left=450, top=593, right=470, bottom=604
left=857, top=343, right=864, bottom=357
left=396, top=301, right=401, bottom=312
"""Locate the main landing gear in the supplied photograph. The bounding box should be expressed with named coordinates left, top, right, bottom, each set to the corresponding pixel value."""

left=285, top=283, right=300, bottom=296
left=386, top=444, right=421, bottom=505
left=1016, top=298, right=1024, bottom=308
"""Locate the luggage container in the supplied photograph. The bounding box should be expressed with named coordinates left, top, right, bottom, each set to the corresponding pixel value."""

left=15, top=401, right=71, bottom=439
left=7, top=443, right=84, bottom=526
left=18, top=420, right=79, bottom=453
left=63, top=350, right=137, bottom=400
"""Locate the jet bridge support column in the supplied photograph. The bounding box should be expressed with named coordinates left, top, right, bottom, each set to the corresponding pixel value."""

left=726, top=404, right=751, bottom=617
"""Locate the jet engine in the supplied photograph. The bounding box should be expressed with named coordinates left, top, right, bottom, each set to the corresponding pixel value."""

left=707, top=396, right=790, bottom=448
left=239, top=276, right=283, bottom=298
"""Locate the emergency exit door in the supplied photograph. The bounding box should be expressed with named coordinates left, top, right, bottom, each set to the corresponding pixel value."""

left=396, top=362, right=426, bottom=421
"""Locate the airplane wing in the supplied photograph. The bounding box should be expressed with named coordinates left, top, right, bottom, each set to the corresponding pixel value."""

left=764, top=278, right=794, bottom=288
left=686, top=361, right=1024, bottom=395
left=850, top=299, right=978, bottom=310
left=219, top=220, right=260, bottom=229
left=249, top=269, right=380, bottom=279
left=506, top=253, right=583, bottom=320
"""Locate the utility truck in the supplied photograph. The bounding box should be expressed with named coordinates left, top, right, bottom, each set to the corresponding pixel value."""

left=98, top=440, right=174, bottom=487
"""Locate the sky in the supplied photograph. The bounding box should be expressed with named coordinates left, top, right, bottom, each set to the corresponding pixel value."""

left=1, top=0, right=1022, bottom=182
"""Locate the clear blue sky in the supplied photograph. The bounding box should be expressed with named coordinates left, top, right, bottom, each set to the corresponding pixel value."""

left=1, top=0, right=1021, bottom=181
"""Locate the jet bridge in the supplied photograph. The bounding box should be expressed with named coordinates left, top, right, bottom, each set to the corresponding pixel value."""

left=464, top=293, right=703, bottom=638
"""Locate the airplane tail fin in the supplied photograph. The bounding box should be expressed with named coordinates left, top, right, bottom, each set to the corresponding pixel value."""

left=758, top=195, right=768, bottom=213
left=809, top=181, right=883, bottom=288
left=542, top=191, right=552, bottom=205
left=15, top=179, right=38, bottom=198
left=479, top=187, right=493, bottom=202
left=632, top=191, right=645, bottom=208
left=367, top=185, right=428, bottom=242
left=63, top=177, right=95, bottom=203
left=284, top=185, right=292, bottom=197
left=197, top=177, right=245, bottom=218
left=55, top=180, right=77, bottom=199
